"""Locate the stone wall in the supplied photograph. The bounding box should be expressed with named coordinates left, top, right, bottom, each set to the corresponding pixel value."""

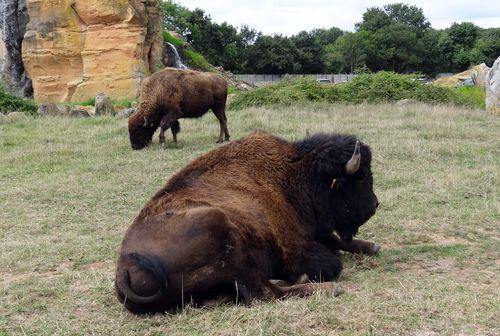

left=21, top=0, right=163, bottom=103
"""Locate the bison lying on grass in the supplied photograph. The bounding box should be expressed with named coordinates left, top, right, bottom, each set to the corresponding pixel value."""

left=128, top=68, right=229, bottom=150
left=116, top=131, right=380, bottom=313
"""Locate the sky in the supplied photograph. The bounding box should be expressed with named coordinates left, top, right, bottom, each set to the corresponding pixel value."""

left=176, top=0, right=500, bottom=36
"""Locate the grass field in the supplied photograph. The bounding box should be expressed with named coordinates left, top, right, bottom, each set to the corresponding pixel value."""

left=0, top=103, right=499, bottom=335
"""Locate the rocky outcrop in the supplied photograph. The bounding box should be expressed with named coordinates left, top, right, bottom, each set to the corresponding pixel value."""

left=22, top=0, right=163, bottom=103
left=486, top=57, right=500, bottom=113
left=0, top=0, right=33, bottom=97
left=433, top=64, right=490, bottom=88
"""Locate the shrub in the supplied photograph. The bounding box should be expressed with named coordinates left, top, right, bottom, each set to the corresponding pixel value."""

left=0, top=84, right=37, bottom=115
left=163, top=31, right=184, bottom=47
left=183, top=48, right=214, bottom=72
left=454, top=86, right=486, bottom=109
left=229, top=72, right=483, bottom=110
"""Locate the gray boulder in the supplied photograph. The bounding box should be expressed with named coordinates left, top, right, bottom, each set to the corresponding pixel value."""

left=95, top=92, right=115, bottom=116
left=486, top=56, right=500, bottom=113
left=116, top=107, right=136, bottom=119
left=38, top=103, right=61, bottom=116
left=0, top=0, right=33, bottom=97
left=69, top=107, right=90, bottom=118
left=0, top=111, right=29, bottom=124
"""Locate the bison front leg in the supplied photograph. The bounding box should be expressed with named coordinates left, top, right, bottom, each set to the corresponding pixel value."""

left=269, top=280, right=343, bottom=298
left=323, top=235, right=381, bottom=256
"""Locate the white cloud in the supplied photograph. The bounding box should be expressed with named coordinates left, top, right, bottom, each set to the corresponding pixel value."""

left=175, top=0, right=500, bottom=35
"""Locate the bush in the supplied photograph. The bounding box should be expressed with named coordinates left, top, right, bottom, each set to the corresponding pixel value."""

left=163, top=31, right=184, bottom=47
left=454, top=86, right=486, bottom=109
left=229, top=72, right=483, bottom=110
left=0, top=85, right=37, bottom=115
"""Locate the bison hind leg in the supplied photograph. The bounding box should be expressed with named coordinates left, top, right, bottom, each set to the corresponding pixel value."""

left=171, top=120, right=181, bottom=143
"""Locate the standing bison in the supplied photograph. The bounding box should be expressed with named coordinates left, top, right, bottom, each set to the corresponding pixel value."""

left=116, top=131, right=380, bottom=314
left=128, top=68, right=229, bottom=150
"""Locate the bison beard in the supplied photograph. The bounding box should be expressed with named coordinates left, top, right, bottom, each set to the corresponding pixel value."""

left=116, top=131, right=380, bottom=313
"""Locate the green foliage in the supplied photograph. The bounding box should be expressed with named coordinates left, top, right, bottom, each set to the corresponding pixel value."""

left=161, top=1, right=499, bottom=75
left=454, top=86, right=486, bottom=109
left=112, top=99, right=135, bottom=108
left=66, top=98, right=95, bottom=107
left=182, top=48, right=214, bottom=72
left=0, top=85, right=37, bottom=115
left=229, top=72, right=482, bottom=110
left=163, top=31, right=184, bottom=47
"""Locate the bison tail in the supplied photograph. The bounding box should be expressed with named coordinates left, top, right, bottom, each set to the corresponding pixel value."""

left=115, top=253, right=168, bottom=305
left=171, top=120, right=181, bottom=135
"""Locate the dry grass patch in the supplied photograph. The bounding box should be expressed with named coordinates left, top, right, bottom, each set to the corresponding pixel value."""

left=0, top=102, right=499, bottom=335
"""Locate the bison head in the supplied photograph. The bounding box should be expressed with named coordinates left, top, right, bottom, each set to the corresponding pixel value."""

left=301, top=134, right=379, bottom=242
left=128, top=114, right=157, bottom=150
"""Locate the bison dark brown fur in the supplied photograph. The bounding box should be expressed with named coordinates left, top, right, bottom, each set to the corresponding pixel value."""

left=116, top=131, right=380, bottom=314
left=128, top=68, right=229, bottom=150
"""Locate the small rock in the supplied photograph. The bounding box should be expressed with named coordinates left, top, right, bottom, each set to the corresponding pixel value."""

left=116, top=107, right=136, bottom=118
left=0, top=112, right=29, bottom=124
left=95, top=92, right=115, bottom=116
left=0, top=114, right=10, bottom=124
left=79, top=105, right=95, bottom=116
left=38, top=103, right=61, bottom=116
left=396, top=99, right=416, bottom=106
left=56, top=104, right=71, bottom=115
left=69, top=107, right=90, bottom=118
left=7, top=111, right=29, bottom=122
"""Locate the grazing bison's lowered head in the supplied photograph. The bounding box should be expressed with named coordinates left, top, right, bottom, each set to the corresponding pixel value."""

left=297, top=134, right=379, bottom=242
left=128, top=113, right=157, bottom=150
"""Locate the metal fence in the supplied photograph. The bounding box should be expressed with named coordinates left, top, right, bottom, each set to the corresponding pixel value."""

left=235, top=74, right=356, bottom=86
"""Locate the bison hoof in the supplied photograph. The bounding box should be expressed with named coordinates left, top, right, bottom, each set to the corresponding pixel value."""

left=269, top=279, right=286, bottom=287
left=370, top=243, right=381, bottom=255
left=333, top=283, right=343, bottom=297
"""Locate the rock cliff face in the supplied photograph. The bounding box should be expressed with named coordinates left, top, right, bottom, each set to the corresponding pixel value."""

left=0, top=0, right=33, bottom=97
left=21, top=0, right=163, bottom=103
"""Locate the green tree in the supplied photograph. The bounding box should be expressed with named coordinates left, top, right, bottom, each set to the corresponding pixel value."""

left=330, top=32, right=369, bottom=73
left=355, top=3, right=431, bottom=73
left=291, top=31, right=326, bottom=73
left=246, top=35, right=302, bottom=74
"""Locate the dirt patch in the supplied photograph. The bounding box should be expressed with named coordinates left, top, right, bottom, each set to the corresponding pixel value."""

left=85, top=259, right=115, bottom=273
left=1, top=261, right=74, bottom=286
left=427, top=232, right=469, bottom=245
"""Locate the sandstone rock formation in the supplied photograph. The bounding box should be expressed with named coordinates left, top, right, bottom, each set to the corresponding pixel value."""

left=22, top=0, right=163, bottom=103
left=0, top=0, right=33, bottom=97
left=486, top=56, right=500, bottom=113
left=433, top=63, right=490, bottom=88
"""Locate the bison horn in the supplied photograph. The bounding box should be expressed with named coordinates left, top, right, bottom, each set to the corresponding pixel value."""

left=143, top=117, right=148, bottom=127
left=345, top=141, right=361, bottom=175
